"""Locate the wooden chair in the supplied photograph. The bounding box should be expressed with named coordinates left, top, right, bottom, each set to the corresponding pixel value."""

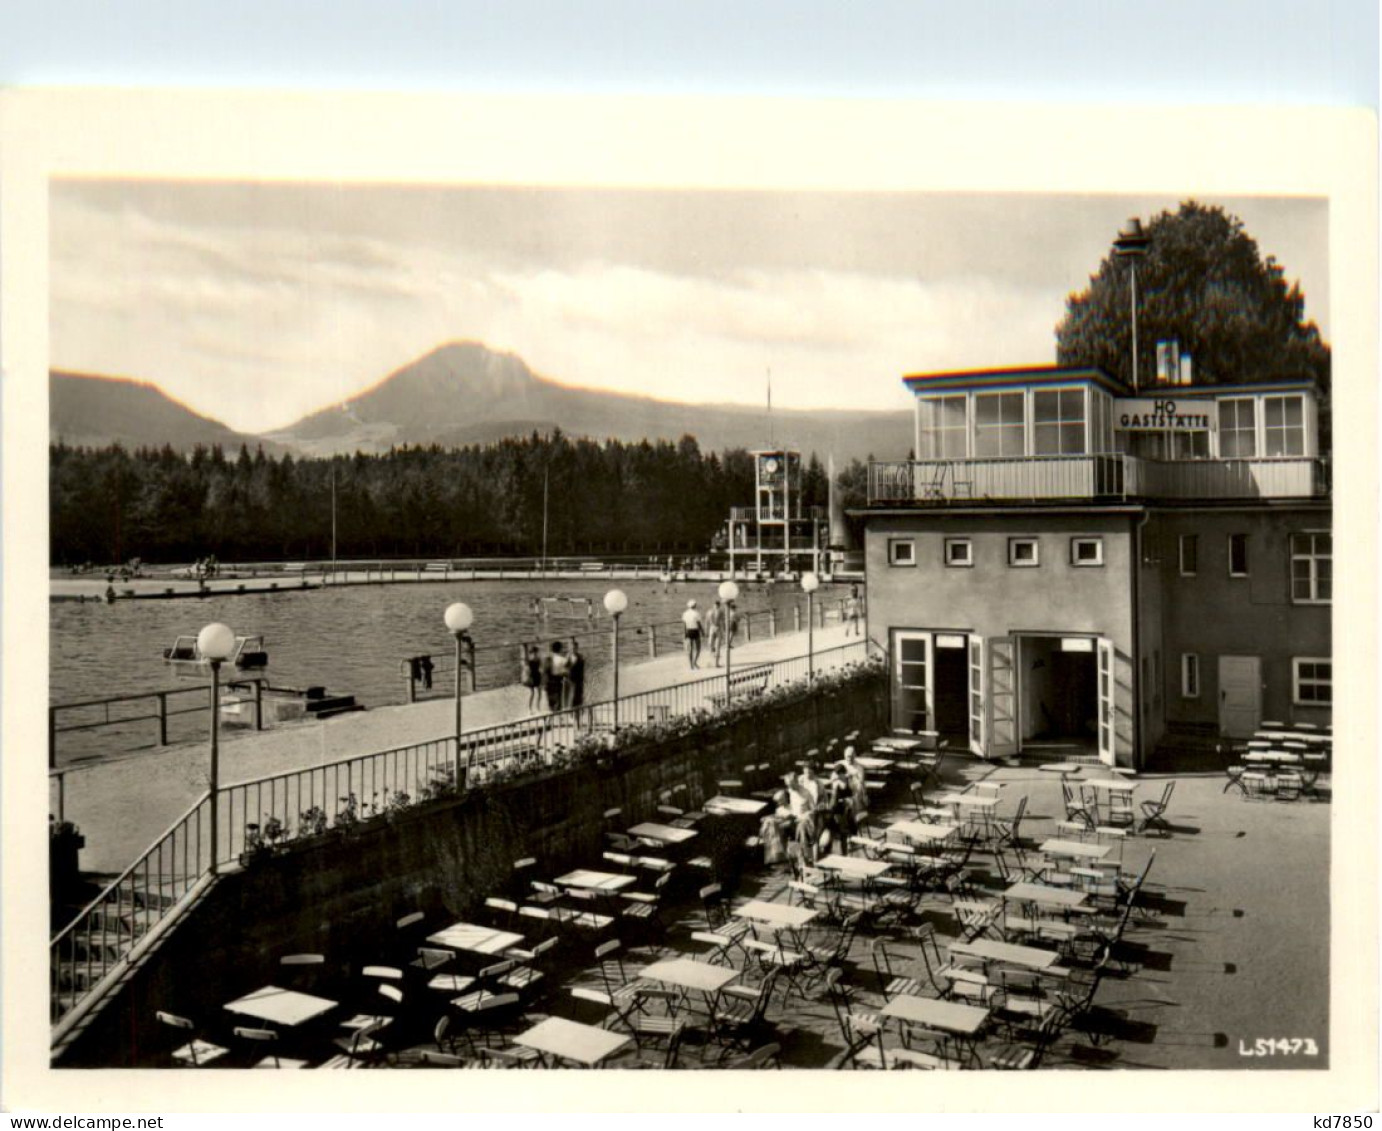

left=233, top=1025, right=308, bottom=1069
left=326, top=1018, right=391, bottom=1068
left=155, top=1011, right=228, bottom=1067
left=1138, top=782, right=1176, bottom=835
left=869, top=937, right=922, bottom=998
left=707, top=968, right=780, bottom=1058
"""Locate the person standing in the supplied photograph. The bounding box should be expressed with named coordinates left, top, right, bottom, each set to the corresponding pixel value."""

left=522, top=645, right=542, bottom=711
left=681, top=599, right=704, bottom=669
left=567, top=638, right=586, bottom=721
left=543, top=640, right=570, bottom=712
left=845, top=585, right=863, bottom=636
left=707, top=597, right=724, bottom=667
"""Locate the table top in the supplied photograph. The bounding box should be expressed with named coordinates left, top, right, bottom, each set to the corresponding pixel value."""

left=887, top=819, right=960, bottom=843
left=641, top=957, right=742, bottom=994
left=853, top=756, right=895, bottom=770
left=881, top=994, right=989, bottom=1035
left=1039, top=839, right=1112, bottom=861
left=1005, top=882, right=1089, bottom=909
left=628, top=822, right=698, bottom=844
left=1245, top=752, right=1303, bottom=765
left=871, top=736, right=929, bottom=752
left=225, top=986, right=337, bottom=1027
left=702, top=795, right=770, bottom=815
left=1037, top=762, right=1086, bottom=773
left=1085, top=779, right=1136, bottom=793
left=950, top=938, right=1062, bottom=970
left=427, top=921, right=525, bottom=955
left=555, top=868, right=638, bottom=892
left=733, top=899, right=818, bottom=929
left=512, top=1016, right=633, bottom=1066
left=815, top=853, right=893, bottom=878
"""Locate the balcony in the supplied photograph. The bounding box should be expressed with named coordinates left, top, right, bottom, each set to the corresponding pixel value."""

left=867, top=454, right=1328, bottom=506
left=728, top=505, right=828, bottom=523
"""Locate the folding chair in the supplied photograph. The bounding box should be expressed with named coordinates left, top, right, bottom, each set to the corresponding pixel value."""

left=1137, top=782, right=1176, bottom=836
left=722, top=1041, right=782, bottom=1069
left=869, top=937, right=922, bottom=998
left=155, top=1011, right=228, bottom=1067
left=233, top=1025, right=309, bottom=1069
left=1061, top=781, right=1094, bottom=832
left=707, top=968, right=780, bottom=1058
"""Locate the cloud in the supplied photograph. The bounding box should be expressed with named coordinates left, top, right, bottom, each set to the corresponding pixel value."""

left=50, top=184, right=1327, bottom=434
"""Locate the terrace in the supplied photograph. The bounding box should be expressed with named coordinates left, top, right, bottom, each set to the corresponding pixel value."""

left=866, top=455, right=1329, bottom=507
left=133, top=734, right=1331, bottom=1072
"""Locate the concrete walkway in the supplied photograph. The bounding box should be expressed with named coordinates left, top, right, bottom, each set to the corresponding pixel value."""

left=55, top=624, right=865, bottom=874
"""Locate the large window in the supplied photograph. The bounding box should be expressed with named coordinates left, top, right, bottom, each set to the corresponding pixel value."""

left=973, top=392, right=1025, bottom=457
left=1292, top=658, right=1332, bottom=705
left=1033, top=389, right=1086, bottom=455
left=1219, top=398, right=1257, bottom=458
left=1290, top=532, right=1332, bottom=604
left=1263, top=395, right=1306, bottom=457
left=918, top=395, right=968, bottom=459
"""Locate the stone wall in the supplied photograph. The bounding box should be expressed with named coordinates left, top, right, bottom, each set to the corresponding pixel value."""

left=57, top=670, right=885, bottom=1067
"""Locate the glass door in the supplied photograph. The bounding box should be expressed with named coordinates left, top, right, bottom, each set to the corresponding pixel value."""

left=1097, top=637, right=1115, bottom=765
left=968, top=636, right=985, bottom=757
left=892, top=631, right=932, bottom=733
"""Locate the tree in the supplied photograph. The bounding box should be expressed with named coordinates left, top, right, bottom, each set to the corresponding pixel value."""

left=1056, top=201, right=1330, bottom=399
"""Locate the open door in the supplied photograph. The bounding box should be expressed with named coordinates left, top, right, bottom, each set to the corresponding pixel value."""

left=987, top=637, right=1017, bottom=759
left=1097, top=637, right=1115, bottom=765
left=968, top=636, right=986, bottom=757
left=892, top=631, right=932, bottom=733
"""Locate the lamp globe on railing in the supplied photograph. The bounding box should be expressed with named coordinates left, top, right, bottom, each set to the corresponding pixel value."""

left=444, top=602, right=474, bottom=784
left=717, top=580, right=740, bottom=699
left=800, top=571, right=820, bottom=681
left=604, top=589, right=628, bottom=732
left=198, top=622, right=235, bottom=874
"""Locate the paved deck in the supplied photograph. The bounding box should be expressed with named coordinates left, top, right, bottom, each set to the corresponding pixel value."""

left=55, top=624, right=863, bottom=874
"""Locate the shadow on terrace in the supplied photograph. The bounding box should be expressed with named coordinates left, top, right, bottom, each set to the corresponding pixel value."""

left=142, top=735, right=1332, bottom=1072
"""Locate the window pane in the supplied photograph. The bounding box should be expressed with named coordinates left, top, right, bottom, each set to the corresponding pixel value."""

left=975, top=396, right=1001, bottom=426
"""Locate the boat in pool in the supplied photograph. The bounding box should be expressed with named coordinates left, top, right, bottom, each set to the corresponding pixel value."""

left=163, top=634, right=269, bottom=671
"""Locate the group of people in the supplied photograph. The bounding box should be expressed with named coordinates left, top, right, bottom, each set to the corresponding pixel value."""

left=680, top=596, right=739, bottom=670
left=759, top=747, right=870, bottom=868
left=521, top=639, right=587, bottom=714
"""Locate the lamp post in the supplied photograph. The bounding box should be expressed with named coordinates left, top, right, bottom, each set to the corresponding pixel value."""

left=603, top=589, right=628, bottom=731
left=1113, top=217, right=1150, bottom=393
left=718, top=580, right=740, bottom=703
left=444, top=602, right=474, bottom=782
left=800, top=571, right=820, bottom=681
left=197, top=621, right=236, bottom=874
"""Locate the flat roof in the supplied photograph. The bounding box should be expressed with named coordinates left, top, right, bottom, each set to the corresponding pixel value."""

left=902, top=365, right=1130, bottom=397
left=901, top=365, right=1319, bottom=400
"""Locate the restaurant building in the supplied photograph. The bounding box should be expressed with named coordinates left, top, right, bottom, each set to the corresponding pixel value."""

left=856, top=363, right=1331, bottom=770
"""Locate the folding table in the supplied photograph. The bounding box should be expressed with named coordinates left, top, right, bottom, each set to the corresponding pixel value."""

left=511, top=1016, right=632, bottom=1067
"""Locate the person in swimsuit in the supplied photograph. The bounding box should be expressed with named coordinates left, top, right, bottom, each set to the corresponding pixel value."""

left=681, top=599, right=703, bottom=669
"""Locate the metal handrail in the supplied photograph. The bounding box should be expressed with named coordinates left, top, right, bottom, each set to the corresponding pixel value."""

left=50, top=793, right=212, bottom=1024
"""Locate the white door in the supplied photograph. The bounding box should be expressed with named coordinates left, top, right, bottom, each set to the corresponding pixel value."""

left=893, top=631, right=933, bottom=733
left=987, top=637, right=1017, bottom=758
left=1219, top=655, right=1262, bottom=737
left=968, top=636, right=986, bottom=757
left=1097, top=637, right=1116, bottom=766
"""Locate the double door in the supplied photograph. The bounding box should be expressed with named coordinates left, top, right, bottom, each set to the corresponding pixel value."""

left=892, top=630, right=1116, bottom=765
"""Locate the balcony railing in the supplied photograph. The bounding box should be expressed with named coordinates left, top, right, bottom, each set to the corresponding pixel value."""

left=868, top=454, right=1328, bottom=505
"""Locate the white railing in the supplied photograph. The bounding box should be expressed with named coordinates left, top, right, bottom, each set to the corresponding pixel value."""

left=869, top=454, right=1327, bottom=504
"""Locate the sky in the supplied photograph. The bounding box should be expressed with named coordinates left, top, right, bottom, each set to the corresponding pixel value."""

left=49, top=182, right=1330, bottom=435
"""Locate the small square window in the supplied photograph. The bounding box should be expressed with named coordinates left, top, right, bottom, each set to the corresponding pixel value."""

left=888, top=538, right=916, bottom=567
left=1228, top=533, right=1249, bottom=577
left=1292, top=657, right=1332, bottom=706
left=1071, top=537, right=1103, bottom=567
left=1181, top=653, right=1200, bottom=698
left=944, top=538, right=973, bottom=568
left=1179, top=534, right=1198, bottom=576
left=1008, top=538, right=1039, bottom=567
